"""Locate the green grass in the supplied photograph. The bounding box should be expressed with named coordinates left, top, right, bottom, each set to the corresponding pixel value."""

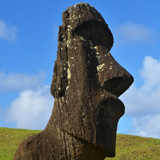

left=0, top=127, right=41, bottom=160
left=0, top=127, right=160, bottom=160
left=105, top=134, right=160, bottom=160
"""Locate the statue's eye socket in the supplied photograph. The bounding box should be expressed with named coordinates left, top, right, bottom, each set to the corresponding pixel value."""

left=74, top=20, right=113, bottom=51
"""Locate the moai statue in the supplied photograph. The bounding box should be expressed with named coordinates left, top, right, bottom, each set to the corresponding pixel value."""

left=14, top=3, right=133, bottom=160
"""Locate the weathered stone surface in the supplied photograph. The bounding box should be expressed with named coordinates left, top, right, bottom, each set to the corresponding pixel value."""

left=14, top=3, right=133, bottom=160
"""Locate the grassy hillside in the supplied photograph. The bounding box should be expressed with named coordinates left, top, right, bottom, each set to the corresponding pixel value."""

left=0, top=128, right=40, bottom=160
left=0, top=128, right=160, bottom=160
left=106, top=134, right=160, bottom=160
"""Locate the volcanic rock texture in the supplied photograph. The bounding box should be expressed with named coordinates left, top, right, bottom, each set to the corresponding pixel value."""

left=14, top=3, right=133, bottom=160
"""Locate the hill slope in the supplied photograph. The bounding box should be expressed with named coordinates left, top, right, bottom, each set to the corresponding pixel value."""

left=0, top=127, right=160, bottom=160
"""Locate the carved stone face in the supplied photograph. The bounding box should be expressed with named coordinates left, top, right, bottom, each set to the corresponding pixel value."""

left=13, top=3, right=133, bottom=160
left=50, top=3, right=133, bottom=157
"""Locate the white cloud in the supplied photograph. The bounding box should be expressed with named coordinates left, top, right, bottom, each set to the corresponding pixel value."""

left=121, top=56, right=160, bottom=116
left=0, top=71, right=46, bottom=92
left=115, top=22, right=153, bottom=44
left=140, top=56, right=160, bottom=92
left=132, top=115, right=160, bottom=138
left=6, top=85, right=53, bottom=130
left=120, top=56, right=160, bottom=138
left=0, top=20, right=17, bottom=41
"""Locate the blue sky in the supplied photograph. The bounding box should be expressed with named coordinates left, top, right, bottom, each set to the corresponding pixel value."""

left=1, top=0, right=160, bottom=138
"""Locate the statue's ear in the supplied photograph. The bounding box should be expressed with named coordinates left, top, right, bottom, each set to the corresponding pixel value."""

left=50, top=25, right=71, bottom=98
left=50, top=60, right=58, bottom=98
left=50, top=50, right=68, bottom=98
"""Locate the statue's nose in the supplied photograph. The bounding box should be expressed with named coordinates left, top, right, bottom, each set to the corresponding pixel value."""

left=95, top=46, right=134, bottom=97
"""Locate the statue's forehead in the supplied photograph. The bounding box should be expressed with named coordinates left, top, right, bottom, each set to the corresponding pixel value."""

left=61, top=3, right=113, bottom=51
left=62, top=3, right=106, bottom=31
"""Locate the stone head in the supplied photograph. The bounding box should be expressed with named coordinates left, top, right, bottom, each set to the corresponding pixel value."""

left=13, top=3, right=134, bottom=160
left=50, top=3, right=133, bottom=158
